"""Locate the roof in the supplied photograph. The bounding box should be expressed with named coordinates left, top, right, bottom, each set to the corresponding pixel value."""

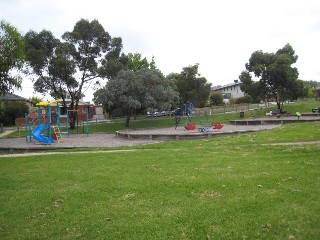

left=211, top=81, right=241, bottom=91
left=0, top=93, right=32, bottom=102
left=36, top=100, right=60, bottom=106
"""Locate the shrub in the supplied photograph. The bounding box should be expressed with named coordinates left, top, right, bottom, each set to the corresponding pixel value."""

left=236, top=95, right=254, bottom=104
left=229, top=98, right=237, bottom=104
left=0, top=101, right=29, bottom=126
left=210, top=92, right=224, bottom=106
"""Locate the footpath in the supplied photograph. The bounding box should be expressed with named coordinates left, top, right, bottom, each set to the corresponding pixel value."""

left=0, top=129, right=16, bottom=138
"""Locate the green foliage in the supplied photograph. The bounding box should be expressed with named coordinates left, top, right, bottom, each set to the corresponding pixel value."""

left=168, top=64, right=211, bottom=107
left=92, top=88, right=107, bottom=106
left=241, top=43, right=303, bottom=110
left=101, top=68, right=178, bottom=127
left=314, top=89, right=320, bottom=100
left=24, top=19, right=127, bottom=128
left=30, top=96, right=42, bottom=106
left=236, top=95, right=253, bottom=104
left=0, top=101, right=28, bottom=125
left=0, top=20, right=25, bottom=96
left=0, top=123, right=319, bottom=239
left=239, top=71, right=266, bottom=102
left=210, top=92, right=224, bottom=106
left=126, top=53, right=151, bottom=71
left=93, top=53, right=158, bottom=110
left=229, top=98, right=237, bottom=104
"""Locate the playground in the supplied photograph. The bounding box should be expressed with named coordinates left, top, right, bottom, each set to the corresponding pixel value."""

left=20, top=100, right=89, bottom=146
left=2, top=99, right=320, bottom=149
left=0, top=118, right=313, bottom=150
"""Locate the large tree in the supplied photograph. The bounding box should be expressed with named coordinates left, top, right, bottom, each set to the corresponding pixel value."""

left=240, top=44, right=303, bottom=111
left=97, top=68, right=178, bottom=127
left=93, top=53, right=161, bottom=117
left=24, top=19, right=127, bottom=128
left=239, top=70, right=268, bottom=103
left=0, top=20, right=25, bottom=96
left=167, top=64, right=211, bottom=107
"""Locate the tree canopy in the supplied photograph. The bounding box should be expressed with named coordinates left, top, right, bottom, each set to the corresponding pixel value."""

left=96, top=68, right=178, bottom=127
left=0, top=20, right=25, bottom=96
left=24, top=19, right=126, bottom=128
left=126, top=53, right=155, bottom=71
left=210, top=92, right=224, bottom=106
left=240, top=43, right=304, bottom=110
left=167, top=64, right=211, bottom=107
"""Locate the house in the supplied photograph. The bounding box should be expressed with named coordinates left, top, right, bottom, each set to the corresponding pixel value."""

left=55, top=93, right=95, bottom=120
left=211, top=80, right=245, bottom=99
left=0, top=93, right=33, bottom=110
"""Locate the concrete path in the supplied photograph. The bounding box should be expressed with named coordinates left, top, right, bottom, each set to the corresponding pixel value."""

left=0, top=130, right=15, bottom=138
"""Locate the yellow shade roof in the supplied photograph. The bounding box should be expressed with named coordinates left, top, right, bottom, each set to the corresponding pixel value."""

left=36, top=100, right=60, bottom=106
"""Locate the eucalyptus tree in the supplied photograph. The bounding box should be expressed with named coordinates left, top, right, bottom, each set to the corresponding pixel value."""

left=101, top=68, right=178, bottom=127
left=240, top=44, right=303, bottom=111
left=167, top=64, right=211, bottom=107
left=24, top=19, right=127, bottom=128
left=0, top=20, right=25, bottom=96
left=93, top=53, right=170, bottom=125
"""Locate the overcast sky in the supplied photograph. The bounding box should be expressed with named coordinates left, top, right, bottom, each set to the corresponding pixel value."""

left=1, top=0, right=320, bottom=102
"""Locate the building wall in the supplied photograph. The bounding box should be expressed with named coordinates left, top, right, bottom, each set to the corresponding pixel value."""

left=95, top=106, right=104, bottom=115
left=212, top=83, right=244, bottom=99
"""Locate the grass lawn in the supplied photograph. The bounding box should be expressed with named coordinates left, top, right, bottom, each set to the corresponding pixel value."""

left=1, top=122, right=320, bottom=239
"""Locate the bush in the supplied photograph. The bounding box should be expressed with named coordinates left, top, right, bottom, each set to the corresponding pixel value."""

left=0, top=101, right=29, bottom=126
left=236, top=95, right=254, bottom=104
left=210, top=93, right=224, bottom=106
left=229, top=98, right=237, bottom=105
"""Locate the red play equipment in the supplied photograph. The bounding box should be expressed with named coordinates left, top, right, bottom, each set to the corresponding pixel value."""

left=185, top=122, right=196, bottom=130
left=211, top=122, right=224, bottom=129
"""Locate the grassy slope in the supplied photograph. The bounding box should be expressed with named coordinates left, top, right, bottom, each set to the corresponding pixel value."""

left=0, top=122, right=319, bottom=239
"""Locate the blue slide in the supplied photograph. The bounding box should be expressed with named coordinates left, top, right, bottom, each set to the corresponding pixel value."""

left=32, top=124, right=54, bottom=144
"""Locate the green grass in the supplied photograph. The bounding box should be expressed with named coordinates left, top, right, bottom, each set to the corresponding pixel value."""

left=1, top=122, right=320, bottom=239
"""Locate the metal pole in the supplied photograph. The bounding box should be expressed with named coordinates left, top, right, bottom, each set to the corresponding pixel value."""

left=67, top=110, right=69, bottom=137
left=47, top=104, right=51, bottom=138
left=24, top=113, right=28, bottom=142
left=37, top=106, right=41, bottom=125
left=57, top=102, right=60, bottom=128
left=86, top=108, right=89, bottom=136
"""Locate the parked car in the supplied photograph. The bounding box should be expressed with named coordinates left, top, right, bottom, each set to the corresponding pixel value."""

left=147, top=109, right=161, bottom=117
left=153, top=111, right=161, bottom=117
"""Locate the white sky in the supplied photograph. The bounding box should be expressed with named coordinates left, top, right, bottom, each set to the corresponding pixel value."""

left=1, top=0, right=320, bottom=102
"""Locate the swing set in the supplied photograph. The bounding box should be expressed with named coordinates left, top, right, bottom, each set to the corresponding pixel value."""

left=174, top=102, right=223, bottom=132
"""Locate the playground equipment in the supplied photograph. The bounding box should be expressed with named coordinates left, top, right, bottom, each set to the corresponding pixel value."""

left=32, top=124, right=54, bottom=144
left=174, top=102, right=223, bottom=132
left=25, top=100, right=62, bottom=144
left=25, top=100, right=90, bottom=144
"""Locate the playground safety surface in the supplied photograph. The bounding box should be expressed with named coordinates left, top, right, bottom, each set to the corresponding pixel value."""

left=1, top=115, right=319, bottom=150
left=0, top=124, right=279, bottom=150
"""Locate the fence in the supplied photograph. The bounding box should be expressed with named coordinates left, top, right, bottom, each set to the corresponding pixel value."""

left=195, top=103, right=262, bottom=115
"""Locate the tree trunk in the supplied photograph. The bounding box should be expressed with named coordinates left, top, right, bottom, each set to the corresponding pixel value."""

left=125, top=114, right=130, bottom=128
left=68, top=100, right=78, bottom=130
left=69, top=110, right=76, bottom=130
left=276, top=101, right=281, bottom=111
